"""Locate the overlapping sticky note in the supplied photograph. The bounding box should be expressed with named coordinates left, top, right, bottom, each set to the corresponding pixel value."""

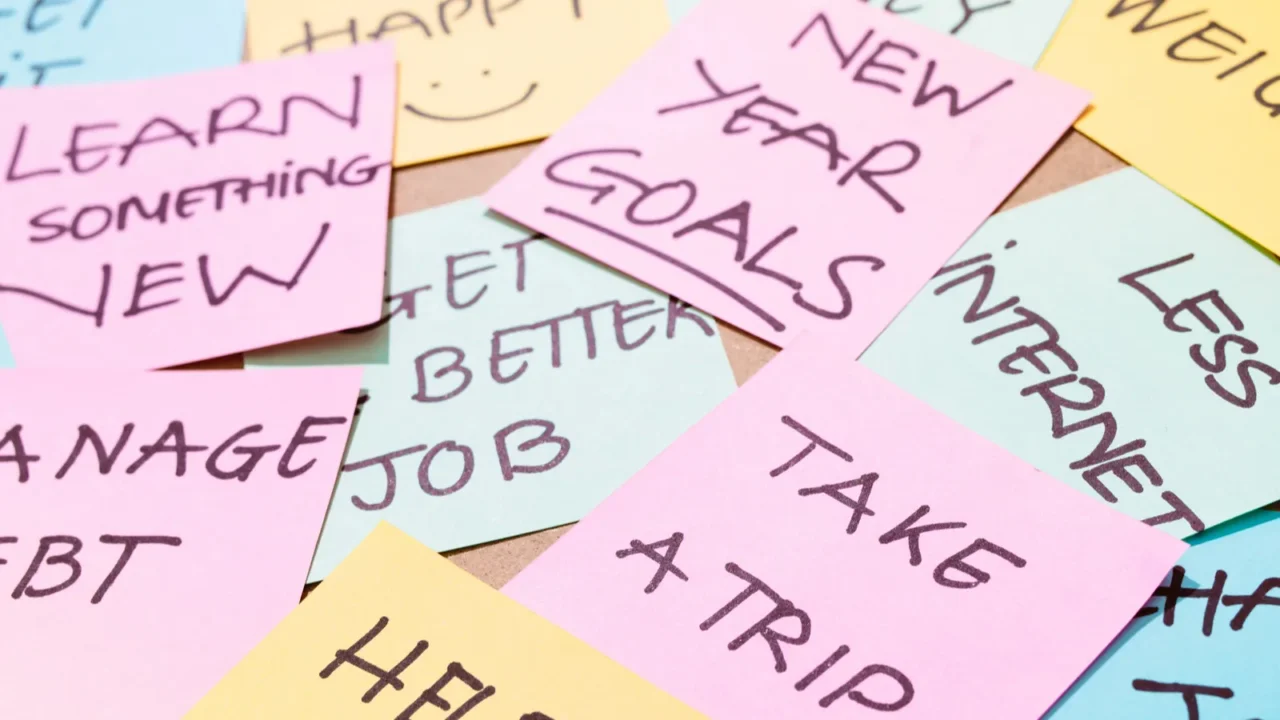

left=1038, top=0, right=1280, bottom=255
left=1048, top=510, right=1280, bottom=719
left=245, top=0, right=669, bottom=166
left=504, top=333, right=1185, bottom=719
left=186, top=522, right=706, bottom=719
left=0, top=45, right=396, bottom=369
left=862, top=168, right=1280, bottom=537
left=0, top=327, right=12, bottom=367
left=0, top=368, right=361, bottom=719
left=674, top=0, right=1074, bottom=65
left=247, top=198, right=737, bottom=581
left=487, top=0, right=1088, bottom=351
left=0, top=0, right=243, bottom=87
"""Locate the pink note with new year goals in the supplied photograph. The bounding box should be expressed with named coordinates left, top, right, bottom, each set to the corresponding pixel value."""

left=504, top=334, right=1186, bottom=719
left=487, top=0, right=1088, bottom=349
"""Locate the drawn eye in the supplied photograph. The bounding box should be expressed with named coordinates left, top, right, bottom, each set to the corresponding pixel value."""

left=430, top=81, right=441, bottom=89
left=482, top=69, right=491, bottom=76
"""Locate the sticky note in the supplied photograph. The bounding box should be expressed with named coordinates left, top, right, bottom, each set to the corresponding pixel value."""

left=503, top=333, right=1186, bottom=719
left=246, top=198, right=737, bottom=581
left=486, top=0, right=1088, bottom=351
left=0, top=0, right=244, bottom=87
left=1038, top=0, right=1280, bottom=255
left=675, top=0, right=1074, bottom=65
left=0, top=367, right=361, bottom=720
left=0, top=45, right=396, bottom=369
left=862, top=168, right=1280, bottom=538
left=245, top=0, right=669, bottom=167
left=0, top=326, right=12, bottom=367
left=1047, top=511, right=1280, bottom=720
left=186, top=522, right=706, bottom=719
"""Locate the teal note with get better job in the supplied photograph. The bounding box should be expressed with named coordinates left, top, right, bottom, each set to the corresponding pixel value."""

left=248, top=198, right=738, bottom=582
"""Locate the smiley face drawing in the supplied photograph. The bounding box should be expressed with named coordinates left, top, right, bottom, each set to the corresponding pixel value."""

left=404, top=68, right=539, bottom=122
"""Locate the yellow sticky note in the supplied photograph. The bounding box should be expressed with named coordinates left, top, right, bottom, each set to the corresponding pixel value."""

left=246, top=1, right=669, bottom=167
left=185, top=522, right=704, bottom=719
left=1038, top=0, right=1280, bottom=254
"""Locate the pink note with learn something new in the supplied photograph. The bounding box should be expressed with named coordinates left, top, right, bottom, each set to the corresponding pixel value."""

left=505, top=334, right=1186, bottom=719
left=0, top=44, right=395, bottom=369
left=487, top=0, right=1089, bottom=349
left=0, top=368, right=361, bottom=719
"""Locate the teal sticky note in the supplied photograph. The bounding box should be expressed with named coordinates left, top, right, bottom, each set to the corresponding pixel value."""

left=669, top=0, right=1071, bottom=65
left=862, top=168, right=1280, bottom=537
left=1047, top=510, right=1280, bottom=719
left=0, top=0, right=243, bottom=87
left=248, top=198, right=738, bottom=582
left=0, top=325, right=12, bottom=367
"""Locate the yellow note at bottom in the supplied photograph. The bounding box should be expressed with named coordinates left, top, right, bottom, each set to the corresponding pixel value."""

left=186, top=522, right=703, bottom=719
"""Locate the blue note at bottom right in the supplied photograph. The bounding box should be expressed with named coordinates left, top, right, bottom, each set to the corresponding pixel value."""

left=1046, top=510, right=1280, bottom=719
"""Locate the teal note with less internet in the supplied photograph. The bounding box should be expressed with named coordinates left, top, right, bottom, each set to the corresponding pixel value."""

left=669, top=0, right=1071, bottom=65
left=862, top=168, right=1280, bottom=537
left=0, top=0, right=243, bottom=87
left=1046, top=510, right=1280, bottom=719
left=248, top=198, right=738, bottom=582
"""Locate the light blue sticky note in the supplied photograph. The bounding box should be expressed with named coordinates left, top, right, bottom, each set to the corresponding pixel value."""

left=0, top=326, right=13, bottom=367
left=667, top=0, right=700, bottom=23
left=669, top=0, right=1071, bottom=65
left=248, top=198, right=738, bottom=582
left=0, top=0, right=243, bottom=88
left=862, top=168, right=1280, bottom=538
left=1047, top=511, right=1280, bottom=719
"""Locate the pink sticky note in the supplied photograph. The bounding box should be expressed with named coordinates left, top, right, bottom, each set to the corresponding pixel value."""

left=0, top=368, right=361, bottom=719
left=0, top=44, right=396, bottom=369
left=505, top=334, right=1186, bottom=719
left=486, top=0, right=1089, bottom=350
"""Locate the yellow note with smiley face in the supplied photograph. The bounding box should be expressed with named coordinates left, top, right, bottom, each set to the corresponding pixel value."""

left=247, top=1, right=669, bottom=167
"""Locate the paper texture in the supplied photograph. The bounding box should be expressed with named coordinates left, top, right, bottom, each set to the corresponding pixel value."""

left=186, top=522, right=706, bottom=719
left=863, top=168, right=1280, bottom=537
left=247, top=198, right=737, bottom=581
left=0, top=0, right=243, bottom=87
left=246, top=0, right=669, bottom=166
left=0, top=45, right=397, bottom=369
left=1038, top=0, right=1280, bottom=255
left=487, top=0, right=1088, bottom=349
left=505, top=333, right=1186, bottom=719
left=0, top=368, right=361, bottom=719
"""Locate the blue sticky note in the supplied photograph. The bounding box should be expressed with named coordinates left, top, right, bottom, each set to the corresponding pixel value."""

left=248, top=198, right=738, bottom=582
left=0, top=325, right=13, bottom=367
left=1047, top=511, right=1280, bottom=719
left=862, top=168, right=1280, bottom=537
left=670, top=0, right=1072, bottom=65
left=0, top=0, right=243, bottom=88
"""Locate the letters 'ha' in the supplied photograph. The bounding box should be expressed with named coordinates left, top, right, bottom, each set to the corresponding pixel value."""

left=487, top=0, right=1089, bottom=350
left=0, top=368, right=361, bottom=719
left=504, top=333, right=1186, bottom=719
left=0, top=44, right=396, bottom=369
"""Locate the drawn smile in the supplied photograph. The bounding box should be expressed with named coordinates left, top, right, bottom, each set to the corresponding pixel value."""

left=404, top=82, right=539, bottom=122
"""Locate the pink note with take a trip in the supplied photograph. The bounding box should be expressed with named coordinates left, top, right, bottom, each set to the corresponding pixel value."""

left=0, top=368, right=361, bottom=719
left=0, top=44, right=395, bottom=369
left=486, top=0, right=1089, bottom=349
left=504, top=334, right=1186, bottom=719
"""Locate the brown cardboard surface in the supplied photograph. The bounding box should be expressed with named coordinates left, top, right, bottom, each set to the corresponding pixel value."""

left=186, top=128, right=1127, bottom=591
